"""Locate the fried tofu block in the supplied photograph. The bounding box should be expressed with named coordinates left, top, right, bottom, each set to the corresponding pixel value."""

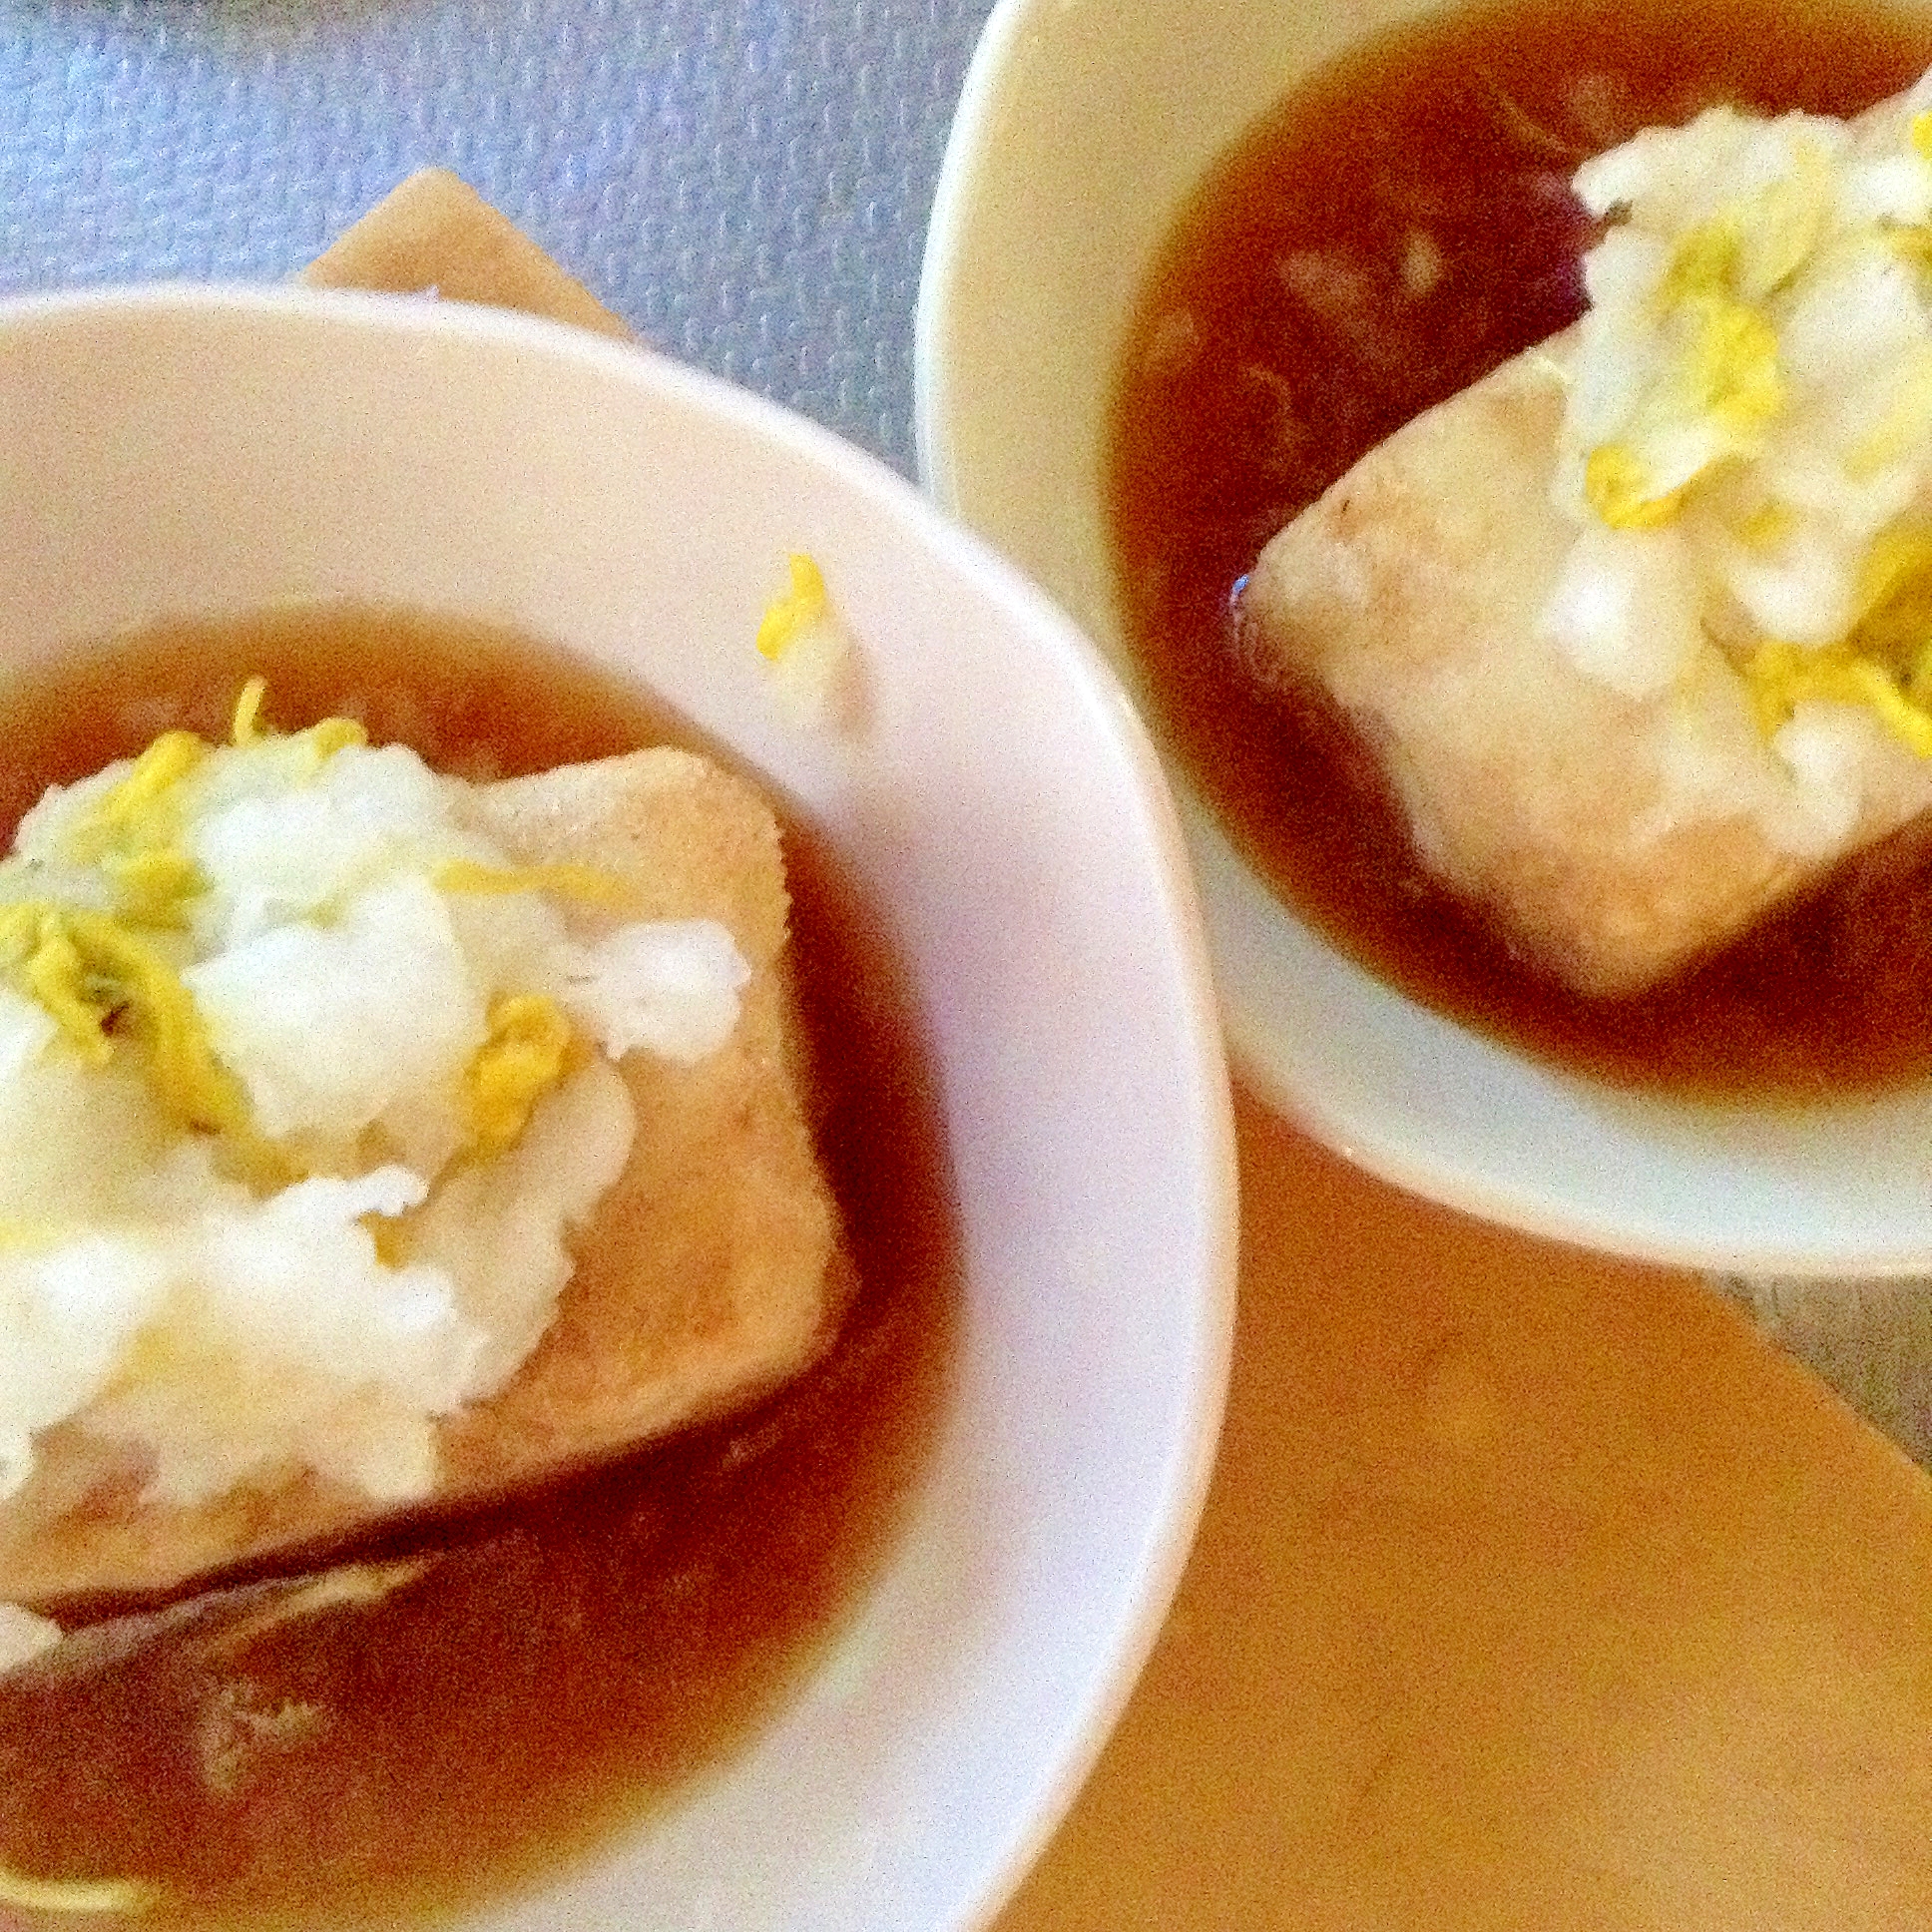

left=0, top=748, right=847, bottom=1608
left=1242, top=337, right=1932, bottom=997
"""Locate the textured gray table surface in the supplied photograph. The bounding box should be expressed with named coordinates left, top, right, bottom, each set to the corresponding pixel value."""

left=0, top=0, right=996, bottom=475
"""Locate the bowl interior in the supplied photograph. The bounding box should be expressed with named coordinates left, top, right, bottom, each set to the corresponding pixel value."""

left=916, top=0, right=1932, bottom=1276
left=0, top=285, right=1235, bottom=1930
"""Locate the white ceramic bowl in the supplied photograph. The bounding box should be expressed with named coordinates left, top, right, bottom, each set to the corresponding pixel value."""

left=915, top=0, right=1932, bottom=1277
left=0, top=284, right=1237, bottom=1930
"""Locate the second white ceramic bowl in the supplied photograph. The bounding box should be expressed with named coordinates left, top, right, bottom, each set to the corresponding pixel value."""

left=915, top=0, right=1932, bottom=1277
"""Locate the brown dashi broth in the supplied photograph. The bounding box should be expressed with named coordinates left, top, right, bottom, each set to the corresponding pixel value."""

left=1107, top=0, right=1932, bottom=1097
left=0, top=606, right=959, bottom=1929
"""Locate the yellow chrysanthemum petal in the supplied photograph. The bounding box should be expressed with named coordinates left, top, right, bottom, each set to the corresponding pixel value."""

left=303, top=717, right=367, bottom=760
left=464, top=994, right=575, bottom=1155
left=1684, top=292, right=1783, bottom=433
left=1585, top=443, right=1687, bottom=529
left=755, top=553, right=829, bottom=661
left=433, top=857, right=632, bottom=909
left=231, top=675, right=269, bottom=746
left=104, top=847, right=205, bottom=929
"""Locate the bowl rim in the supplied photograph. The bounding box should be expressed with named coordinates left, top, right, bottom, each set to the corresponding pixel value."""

left=0, top=277, right=1242, bottom=1929
left=913, top=0, right=1038, bottom=524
